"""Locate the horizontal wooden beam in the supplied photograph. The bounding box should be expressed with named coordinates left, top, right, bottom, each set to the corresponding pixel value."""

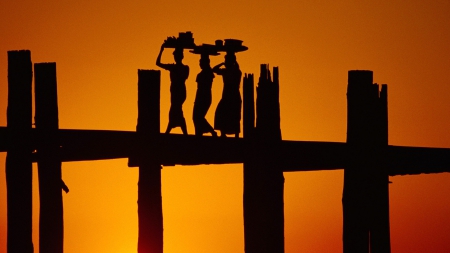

left=387, top=146, right=450, bottom=176
left=1, top=127, right=450, bottom=175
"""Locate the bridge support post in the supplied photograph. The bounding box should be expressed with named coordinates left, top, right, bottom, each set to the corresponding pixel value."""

left=243, top=65, right=284, bottom=253
left=370, top=84, right=390, bottom=253
left=35, top=62, right=64, bottom=253
left=343, top=70, right=390, bottom=253
left=135, top=70, right=163, bottom=253
left=6, top=50, right=34, bottom=253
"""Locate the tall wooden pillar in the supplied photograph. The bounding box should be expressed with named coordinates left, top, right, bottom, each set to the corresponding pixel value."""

left=136, top=70, right=163, bottom=253
left=343, top=70, right=390, bottom=253
left=243, top=73, right=255, bottom=138
left=370, top=84, right=390, bottom=253
left=6, top=50, right=34, bottom=253
left=243, top=65, right=284, bottom=253
left=35, top=62, right=64, bottom=253
left=243, top=73, right=257, bottom=252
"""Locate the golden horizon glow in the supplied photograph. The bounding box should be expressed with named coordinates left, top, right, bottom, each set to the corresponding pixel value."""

left=2, top=0, right=450, bottom=252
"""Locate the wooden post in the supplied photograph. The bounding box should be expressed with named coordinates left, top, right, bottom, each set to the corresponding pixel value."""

left=6, top=50, right=34, bottom=253
left=243, top=73, right=255, bottom=138
left=243, top=73, right=256, bottom=252
left=243, top=65, right=284, bottom=253
left=136, top=70, right=163, bottom=253
left=343, top=70, right=390, bottom=253
left=343, top=70, right=371, bottom=253
left=35, top=62, right=64, bottom=253
left=370, top=84, right=391, bottom=253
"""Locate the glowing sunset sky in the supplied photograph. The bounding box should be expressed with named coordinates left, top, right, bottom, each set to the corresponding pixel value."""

left=1, top=0, right=450, bottom=252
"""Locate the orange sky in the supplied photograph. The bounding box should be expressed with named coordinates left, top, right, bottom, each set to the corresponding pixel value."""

left=1, top=1, right=450, bottom=252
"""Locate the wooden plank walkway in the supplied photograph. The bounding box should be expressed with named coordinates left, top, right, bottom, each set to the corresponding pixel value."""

left=2, top=127, right=450, bottom=175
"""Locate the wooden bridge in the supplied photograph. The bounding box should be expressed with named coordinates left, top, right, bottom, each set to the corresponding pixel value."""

left=2, top=50, right=450, bottom=253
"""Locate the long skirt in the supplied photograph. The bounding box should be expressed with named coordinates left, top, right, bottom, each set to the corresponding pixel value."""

left=214, top=95, right=241, bottom=135
left=168, top=88, right=186, bottom=128
left=193, top=92, right=213, bottom=135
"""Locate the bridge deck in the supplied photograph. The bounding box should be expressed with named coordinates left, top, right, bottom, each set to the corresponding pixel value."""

left=1, top=127, right=449, bottom=175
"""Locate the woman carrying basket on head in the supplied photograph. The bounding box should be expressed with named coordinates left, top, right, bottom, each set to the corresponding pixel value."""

left=156, top=33, right=194, bottom=135
left=190, top=44, right=220, bottom=137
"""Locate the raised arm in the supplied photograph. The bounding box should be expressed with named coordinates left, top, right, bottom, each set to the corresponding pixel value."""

left=156, top=44, right=171, bottom=70
left=212, top=62, right=225, bottom=75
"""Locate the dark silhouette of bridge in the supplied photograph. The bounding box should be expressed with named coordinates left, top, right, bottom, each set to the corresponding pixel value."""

left=2, top=50, right=450, bottom=253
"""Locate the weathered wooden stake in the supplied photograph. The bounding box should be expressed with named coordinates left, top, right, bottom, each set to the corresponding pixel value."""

left=35, top=62, right=64, bottom=253
left=343, top=70, right=390, bottom=253
left=243, top=65, right=284, bottom=253
left=136, top=70, right=163, bottom=253
left=243, top=73, right=256, bottom=252
left=6, top=50, right=34, bottom=253
left=243, top=73, right=255, bottom=138
left=370, top=84, right=390, bottom=253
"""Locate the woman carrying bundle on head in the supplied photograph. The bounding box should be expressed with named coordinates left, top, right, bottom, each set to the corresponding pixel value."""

left=213, top=52, right=242, bottom=138
left=156, top=41, right=190, bottom=135
left=190, top=44, right=220, bottom=137
left=213, top=39, right=248, bottom=138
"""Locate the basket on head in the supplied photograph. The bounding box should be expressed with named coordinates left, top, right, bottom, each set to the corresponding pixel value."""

left=190, top=44, right=220, bottom=56
left=215, top=39, right=248, bottom=53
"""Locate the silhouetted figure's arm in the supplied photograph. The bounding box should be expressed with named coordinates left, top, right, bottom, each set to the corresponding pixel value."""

left=156, top=44, right=171, bottom=70
left=213, top=62, right=225, bottom=75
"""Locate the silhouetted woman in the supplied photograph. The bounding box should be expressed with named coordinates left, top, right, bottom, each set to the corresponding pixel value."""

left=156, top=44, right=189, bottom=135
left=192, top=47, right=219, bottom=137
left=213, top=53, right=242, bottom=138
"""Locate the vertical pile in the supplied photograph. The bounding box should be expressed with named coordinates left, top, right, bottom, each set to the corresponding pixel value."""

left=6, top=50, right=34, bottom=253
left=136, top=69, right=164, bottom=253
left=35, top=62, right=64, bottom=253
left=244, top=64, right=284, bottom=253
left=343, top=70, right=390, bottom=253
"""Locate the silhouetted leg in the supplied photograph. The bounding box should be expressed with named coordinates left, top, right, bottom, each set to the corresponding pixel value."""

left=181, top=121, right=188, bottom=135
left=193, top=117, right=201, bottom=136
left=194, top=115, right=212, bottom=136
left=165, top=123, right=172, bottom=134
left=202, top=120, right=216, bottom=137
